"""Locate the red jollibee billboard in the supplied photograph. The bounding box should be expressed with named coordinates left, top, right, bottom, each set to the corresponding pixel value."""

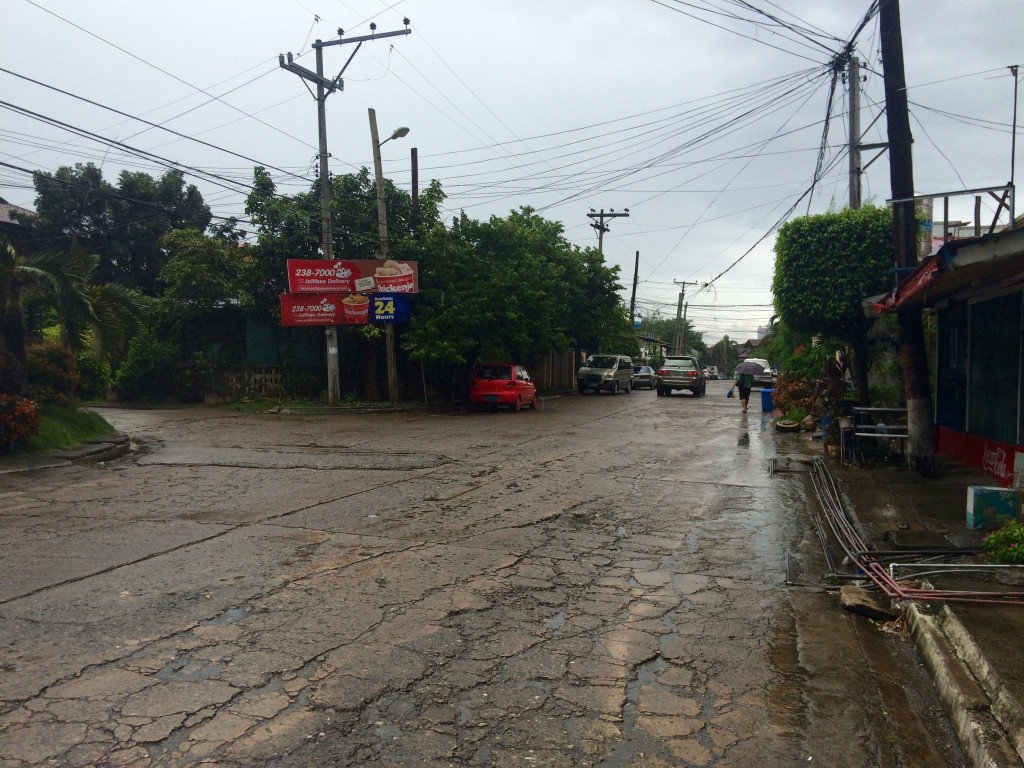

left=279, top=292, right=411, bottom=327
left=286, top=259, right=418, bottom=294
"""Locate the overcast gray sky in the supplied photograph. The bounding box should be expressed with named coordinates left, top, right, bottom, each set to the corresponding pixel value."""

left=2, top=1, right=1020, bottom=344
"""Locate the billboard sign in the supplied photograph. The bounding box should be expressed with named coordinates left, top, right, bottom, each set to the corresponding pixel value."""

left=287, top=259, right=418, bottom=294
left=280, top=292, right=411, bottom=327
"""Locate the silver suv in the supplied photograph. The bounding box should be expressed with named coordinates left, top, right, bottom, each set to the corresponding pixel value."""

left=656, top=356, right=706, bottom=397
left=577, top=354, right=633, bottom=395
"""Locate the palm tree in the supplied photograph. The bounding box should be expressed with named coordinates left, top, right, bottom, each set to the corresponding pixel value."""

left=0, top=237, right=149, bottom=397
left=49, top=241, right=149, bottom=363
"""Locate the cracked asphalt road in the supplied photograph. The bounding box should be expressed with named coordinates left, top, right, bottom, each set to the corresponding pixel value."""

left=0, top=381, right=964, bottom=767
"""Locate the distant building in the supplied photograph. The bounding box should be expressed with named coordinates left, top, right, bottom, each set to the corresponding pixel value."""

left=0, top=196, right=36, bottom=253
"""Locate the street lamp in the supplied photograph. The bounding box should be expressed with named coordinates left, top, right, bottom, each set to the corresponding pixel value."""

left=368, top=108, right=410, bottom=402
left=381, top=126, right=410, bottom=145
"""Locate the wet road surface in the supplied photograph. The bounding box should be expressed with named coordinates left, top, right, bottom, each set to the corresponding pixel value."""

left=0, top=381, right=964, bottom=766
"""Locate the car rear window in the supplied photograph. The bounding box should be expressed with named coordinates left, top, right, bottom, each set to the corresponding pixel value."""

left=585, top=356, right=618, bottom=369
left=475, top=365, right=513, bottom=380
left=663, top=358, right=696, bottom=368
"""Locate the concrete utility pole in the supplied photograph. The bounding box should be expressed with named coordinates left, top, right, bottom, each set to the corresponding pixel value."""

left=848, top=55, right=862, bottom=210
left=586, top=208, right=629, bottom=252
left=369, top=108, right=409, bottom=403
left=672, top=280, right=700, bottom=354
left=879, top=0, right=935, bottom=475
left=279, top=20, right=411, bottom=405
left=410, top=147, right=420, bottom=236
left=629, top=251, right=639, bottom=324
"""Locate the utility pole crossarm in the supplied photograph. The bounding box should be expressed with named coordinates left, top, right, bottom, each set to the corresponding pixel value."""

left=586, top=208, right=629, bottom=253
left=318, top=28, right=411, bottom=47
left=277, top=54, right=342, bottom=93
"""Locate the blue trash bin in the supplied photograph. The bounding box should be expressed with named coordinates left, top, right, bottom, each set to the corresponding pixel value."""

left=761, top=388, right=775, bottom=412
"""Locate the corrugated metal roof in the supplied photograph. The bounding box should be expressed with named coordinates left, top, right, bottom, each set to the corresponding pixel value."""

left=0, top=197, right=35, bottom=227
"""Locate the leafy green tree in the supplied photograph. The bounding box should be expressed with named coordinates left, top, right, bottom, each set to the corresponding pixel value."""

left=706, top=334, right=739, bottom=374
left=160, top=229, right=252, bottom=310
left=640, top=314, right=705, bottom=358
left=772, top=206, right=893, bottom=404
left=29, top=164, right=211, bottom=293
left=406, top=207, right=632, bottom=394
left=408, top=209, right=568, bottom=367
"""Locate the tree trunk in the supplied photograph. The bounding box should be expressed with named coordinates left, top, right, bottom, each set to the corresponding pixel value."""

left=852, top=336, right=871, bottom=407
left=0, top=283, right=28, bottom=397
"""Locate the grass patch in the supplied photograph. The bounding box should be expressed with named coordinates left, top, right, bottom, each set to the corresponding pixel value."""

left=23, top=404, right=116, bottom=452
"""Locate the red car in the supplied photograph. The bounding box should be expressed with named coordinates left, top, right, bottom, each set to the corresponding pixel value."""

left=470, top=363, right=538, bottom=412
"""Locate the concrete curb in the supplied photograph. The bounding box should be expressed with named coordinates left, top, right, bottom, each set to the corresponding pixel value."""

left=905, top=602, right=1021, bottom=768
left=58, top=433, right=131, bottom=464
left=0, top=433, right=130, bottom=475
left=936, top=605, right=1024, bottom=763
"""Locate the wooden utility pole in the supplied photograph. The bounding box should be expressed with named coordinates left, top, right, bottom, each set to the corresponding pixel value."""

left=369, top=108, right=409, bottom=403
left=879, top=0, right=935, bottom=475
left=848, top=55, right=862, bottom=210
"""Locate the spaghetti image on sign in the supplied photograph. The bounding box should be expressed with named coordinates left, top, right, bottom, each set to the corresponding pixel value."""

left=374, top=260, right=415, bottom=292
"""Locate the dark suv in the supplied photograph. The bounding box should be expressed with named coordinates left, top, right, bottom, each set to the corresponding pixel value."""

left=656, top=356, right=706, bottom=397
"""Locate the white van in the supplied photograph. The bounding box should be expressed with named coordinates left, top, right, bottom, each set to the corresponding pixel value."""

left=577, top=354, right=633, bottom=395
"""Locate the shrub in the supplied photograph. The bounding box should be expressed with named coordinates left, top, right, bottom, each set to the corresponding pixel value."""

left=113, top=329, right=181, bottom=401
left=26, top=339, right=80, bottom=405
left=773, top=374, right=819, bottom=416
left=77, top=353, right=113, bottom=400
left=983, top=520, right=1024, bottom=565
left=0, top=395, right=41, bottom=450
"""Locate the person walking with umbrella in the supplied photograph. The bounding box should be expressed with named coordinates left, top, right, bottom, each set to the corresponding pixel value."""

left=734, top=360, right=765, bottom=413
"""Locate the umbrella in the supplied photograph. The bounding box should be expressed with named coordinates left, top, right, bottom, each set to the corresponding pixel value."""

left=734, top=360, right=766, bottom=375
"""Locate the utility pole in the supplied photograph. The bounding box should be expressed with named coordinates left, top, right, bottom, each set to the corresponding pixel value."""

left=848, top=55, right=862, bottom=210
left=279, top=20, right=411, bottom=405
left=586, top=208, right=629, bottom=252
left=629, top=251, right=639, bottom=324
left=410, top=147, right=420, bottom=236
left=672, top=280, right=700, bottom=354
left=1010, top=64, right=1019, bottom=188
left=879, top=0, right=935, bottom=475
left=369, top=108, right=410, bottom=403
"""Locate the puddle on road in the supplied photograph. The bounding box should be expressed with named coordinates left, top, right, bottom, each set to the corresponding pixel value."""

left=544, top=610, right=566, bottom=630
left=199, top=606, right=250, bottom=627
left=155, top=654, right=224, bottom=682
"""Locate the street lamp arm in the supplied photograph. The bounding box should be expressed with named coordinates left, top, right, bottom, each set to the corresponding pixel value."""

left=380, top=126, right=411, bottom=146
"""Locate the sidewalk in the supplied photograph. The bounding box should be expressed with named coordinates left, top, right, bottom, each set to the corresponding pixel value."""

left=832, top=459, right=1024, bottom=768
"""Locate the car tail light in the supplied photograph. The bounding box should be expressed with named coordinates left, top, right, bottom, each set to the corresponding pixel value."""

left=657, top=369, right=667, bottom=376
left=506, top=381, right=517, bottom=390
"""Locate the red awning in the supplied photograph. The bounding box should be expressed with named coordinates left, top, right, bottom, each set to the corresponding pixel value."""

left=871, top=249, right=952, bottom=315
